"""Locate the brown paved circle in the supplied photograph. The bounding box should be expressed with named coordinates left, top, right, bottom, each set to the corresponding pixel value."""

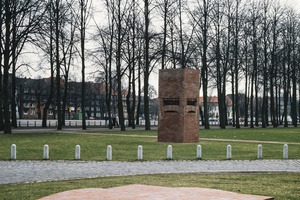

left=39, top=184, right=274, bottom=200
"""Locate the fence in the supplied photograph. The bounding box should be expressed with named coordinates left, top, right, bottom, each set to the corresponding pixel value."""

left=17, top=119, right=160, bottom=127
left=8, top=144, right=290, bottom=161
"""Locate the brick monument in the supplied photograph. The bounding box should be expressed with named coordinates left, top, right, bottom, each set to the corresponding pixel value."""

left=158, top=68, right=200, bottom=143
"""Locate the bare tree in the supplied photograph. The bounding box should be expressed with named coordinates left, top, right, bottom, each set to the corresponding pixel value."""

left=125, top=0, right=139, bottom=129
left=156, top=0, right=176, bottom=69
left=261, top=0, right=270, bottom=128
left=35, top=0, right=56, bottom=128
left=189, top=0, right=212, bottom=129
left=0, top=0, right=4, bottom=131
left=209, top=0, right=230, bottom=129
left=78, top=0, right=92, bottom=130
left=61, top=9, right=77, bottom=125
left=53, top=0, right=63, bottom=130
left=143, top=0, right=151, bottom=130
left=269, top=2, right=283, bottom=127
left=93, top=0, right=116, bottom=129
left=1, top=0, right=45, bottom=133
left=2, top=0, right=13, bottom=133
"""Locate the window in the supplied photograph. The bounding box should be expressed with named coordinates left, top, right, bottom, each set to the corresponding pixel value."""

left=187, top=99, right=197, bottom=106
left=163, top=98, right=179, bottom=106
left=163, top=98, right=180, bottom=113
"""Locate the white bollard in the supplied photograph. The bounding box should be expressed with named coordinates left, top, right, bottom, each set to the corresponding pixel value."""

left=283, top=144, right=288, bottom=159
left=107, top=145, right=112, bottom=161
left=44, top=144, right=49, bottom=160
left=167, top=145, right=172, bottom=159
left=226, top=144, right=232, bottom=160
left=11, top=144, right=17, bottom=160
left=138, top=145, right=143, bottom=160
left=197, top=145, right=202, bottom=159
left=257, top=144, right=263, bottom=159
left=75, top=145, right=81, bottom=160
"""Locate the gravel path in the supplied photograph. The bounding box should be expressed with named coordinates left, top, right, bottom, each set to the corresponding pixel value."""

left=1, top=160, right=299, bottom=185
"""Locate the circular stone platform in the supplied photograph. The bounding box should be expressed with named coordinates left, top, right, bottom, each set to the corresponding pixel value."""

left=39, top=184, right=274, bottom=200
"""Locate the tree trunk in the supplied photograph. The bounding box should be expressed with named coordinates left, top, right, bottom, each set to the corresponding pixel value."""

left=202, top=0, right=209, bottom=129
left=161, top=0, right=168, bottom=69
left=116, top=0, right=125, bottom=131
left=80, top=0, right=87, bottom=130
left=261, top=4, right=269, bottom=128
left=244, top=37, right=249, bottom=127
left=144, top=0, right=151, bottom=130
left=234, top=0, right=240, bottom=129
left=0, top=0, right=3, bottom=131
left=231, top=62, right=235, bottom=127
left=291, top=36, right=297, bottom=127
left=136, top=51, right=142, bottom=126
left=283, top=46, right=289, bottom=127
left=62, top=77, right=68, bottom=125
left=3, top=0, right=12, bottom=134
left=55, top=0, right=62, bottom=130
left=131, top=5, right=136, bottom=129
left=126, top=60, right=132, bottom=127
left=11, top=4, right=17, bottom=128
left=42, top=0, right=55, bottom=127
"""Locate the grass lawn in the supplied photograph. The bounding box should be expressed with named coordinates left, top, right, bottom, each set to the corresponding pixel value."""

left=0, top=127, right=299, bottom=160
left=200, top=127, right=300, bottom=143
left=0, top=127, right=299, bottom=199
left=0, top=173, right=300, bottom=200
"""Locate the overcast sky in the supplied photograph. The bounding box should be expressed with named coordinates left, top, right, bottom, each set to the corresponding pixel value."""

left=281, top=0, right=300, bottom=9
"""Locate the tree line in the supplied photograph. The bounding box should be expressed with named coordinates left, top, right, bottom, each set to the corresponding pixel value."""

left=1, top=0, right=300, bottom=134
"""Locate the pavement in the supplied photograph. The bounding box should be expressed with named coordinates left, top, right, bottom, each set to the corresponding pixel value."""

left=2, top=160, right=299, bottom=200
left=1, top=159, right=300, bottom=185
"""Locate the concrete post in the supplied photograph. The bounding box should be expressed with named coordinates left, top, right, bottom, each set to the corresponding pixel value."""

left=107, top=145, right=112, bottom=161
left=75, top=145, right=81, bottom=160
left=257, top=144, right=263, bottom=159
left=197, top=145, right=202, bottom=159
left=44, top=144, right=49, bottom=160
left=283, top=144, right=288, bottom=159
left=226, top=145, right=232, bottom=160
left=167, top=145, right=172, bottom=159
left=138, top=145, right=143, bottom=160
left=11, top=144, right=17, bottom=160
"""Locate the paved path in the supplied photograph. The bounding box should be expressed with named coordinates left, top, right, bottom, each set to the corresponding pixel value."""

left=1, top=160, right=299, bottom=185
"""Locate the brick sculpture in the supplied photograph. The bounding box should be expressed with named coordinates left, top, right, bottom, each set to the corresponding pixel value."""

left=158, top=68, right=200, bottom=143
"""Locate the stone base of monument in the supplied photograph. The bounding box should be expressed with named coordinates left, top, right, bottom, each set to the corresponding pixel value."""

left=39, top=184, right=274, bottom=200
